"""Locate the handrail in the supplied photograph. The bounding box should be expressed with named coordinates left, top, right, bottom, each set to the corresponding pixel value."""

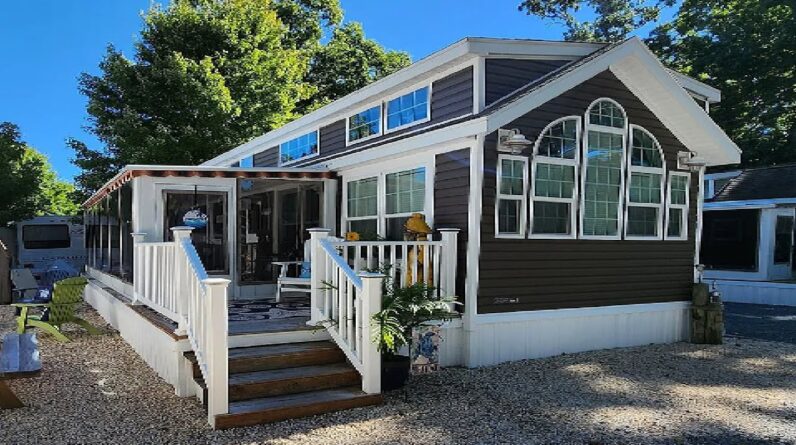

left=320, top=239, right=362, bottom=288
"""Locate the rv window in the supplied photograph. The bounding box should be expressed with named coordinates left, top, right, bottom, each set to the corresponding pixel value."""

left=22, top=224, right=71, bottom=249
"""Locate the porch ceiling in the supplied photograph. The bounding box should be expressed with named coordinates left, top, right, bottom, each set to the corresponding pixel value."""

left=83, top=165, right=336, bottom=208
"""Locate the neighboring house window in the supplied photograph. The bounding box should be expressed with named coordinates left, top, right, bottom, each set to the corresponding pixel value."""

left=239, top=156, right=254, bottom=168
left=530, top=117, right=579, bottom=238
left=385, top=167, right=426, bottom=240
left=625, top=126, right=665, bottom=239
left=279, top=131, right=318, bottom=165
left=581, top=99, right=627, bottom=239
left=773, top=216, right=794, bottom=264
left=386, top=87, right=430, bottom=131
left=665, top=172, right=690, bottom=240
left=496, top=155, right=528, bottom=237
left=347, top=106, right=381, bottom=143
left=346, top=177, right=379, bottom=238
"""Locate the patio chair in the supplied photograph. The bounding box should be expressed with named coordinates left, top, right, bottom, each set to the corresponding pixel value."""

left=13, top=276, right=99, bottom=342
left=273, top=240, right=312, bottom=303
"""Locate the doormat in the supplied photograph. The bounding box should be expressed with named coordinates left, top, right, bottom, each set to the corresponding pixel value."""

left=228, top=301, right=310, bottom=322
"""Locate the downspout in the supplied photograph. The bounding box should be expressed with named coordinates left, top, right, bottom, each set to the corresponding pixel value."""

left=694, top=164, right=706, bottom=283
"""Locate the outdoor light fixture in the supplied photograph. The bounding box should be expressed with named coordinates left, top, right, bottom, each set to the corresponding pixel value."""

left=677, top=151, right=708, bottom=172
left=498, top=128, right=533, bottom=154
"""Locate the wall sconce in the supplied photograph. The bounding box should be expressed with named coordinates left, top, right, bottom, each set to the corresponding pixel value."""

left=677, top=151, right=708, bottom=172
left=498, top=128, right=533, bottom=154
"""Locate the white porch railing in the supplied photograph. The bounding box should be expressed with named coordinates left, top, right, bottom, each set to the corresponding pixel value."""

left=132, top=227, right=230, bottom=426
left=308, top=227, right=459, bottom=395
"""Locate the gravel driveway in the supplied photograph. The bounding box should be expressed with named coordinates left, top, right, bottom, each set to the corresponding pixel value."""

left=1, top=304, right=795, bottom=445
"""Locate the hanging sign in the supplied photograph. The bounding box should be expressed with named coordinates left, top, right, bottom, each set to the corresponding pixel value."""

left=182, top=209, right=208, bottom=228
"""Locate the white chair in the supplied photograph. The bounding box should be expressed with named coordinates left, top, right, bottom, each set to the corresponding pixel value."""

left=272, top=240, right=312, bottom=303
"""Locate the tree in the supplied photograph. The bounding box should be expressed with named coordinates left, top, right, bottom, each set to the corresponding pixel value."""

left=518, top=0, right=675, bottom=42
left=0, top=122, right=78, bottom=226
left=648, top=0, right=796, bottom=167
left=72, top=0, right=409, bottom=198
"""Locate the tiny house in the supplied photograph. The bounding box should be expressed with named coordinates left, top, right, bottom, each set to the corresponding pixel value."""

left=82, top=37, right=741, bottom=428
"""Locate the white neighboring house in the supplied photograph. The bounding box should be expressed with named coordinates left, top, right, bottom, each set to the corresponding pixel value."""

left=702, top=165, right=796, bottom=306
left=80, top=37, right=741, bottom=429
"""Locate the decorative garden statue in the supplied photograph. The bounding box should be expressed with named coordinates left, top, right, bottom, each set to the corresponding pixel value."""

left=404, top=213, right=433, bottom=285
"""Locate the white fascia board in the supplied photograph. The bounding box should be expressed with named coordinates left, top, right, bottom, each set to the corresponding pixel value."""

left=202, top=40, right=477, bottom=167
left=704, top=198, right=796, bottom=210
left=667, top=69, right=722, bottom=103
left=467, top=38, right=605, bottom=58
left=123, top=164, right=329, bottom=173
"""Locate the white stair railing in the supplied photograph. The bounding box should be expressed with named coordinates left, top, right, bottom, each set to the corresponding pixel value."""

left=132, top=227, right=230, bottom=426
left=307, top=227, right=459, bottom=395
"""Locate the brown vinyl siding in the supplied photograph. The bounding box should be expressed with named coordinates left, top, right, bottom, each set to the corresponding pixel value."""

left=298, top=66, right=474, bottom=166
left=479, top=70, right=698, bottom=313
left=485, top=59, right=570, bottom=106
left=253, top=146, right=279, bottom=167
left=434, top=149, right=470, bottom=301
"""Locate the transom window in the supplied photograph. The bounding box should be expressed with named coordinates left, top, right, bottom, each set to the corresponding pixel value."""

left=386, top=87, right=429, bottom=131
left=666, top=173, right=690, bottom=240
left=625, top=127, right=665, bottom=239
left=279, top=131, right=319, bottom=165
left=496, top=155, right=528, bottom=237
left=529, top=117, right=580, bottom=237
left=588, top=99, right=626, bottom=128
left=347, top=106, right=381, bottom=143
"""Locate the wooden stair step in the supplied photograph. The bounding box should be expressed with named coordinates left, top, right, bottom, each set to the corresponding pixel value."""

left=185, top=341, right=345, bottom=377
left=229, top=363, right=360, bottom=401
left=214, top=386, right=383, bottom=429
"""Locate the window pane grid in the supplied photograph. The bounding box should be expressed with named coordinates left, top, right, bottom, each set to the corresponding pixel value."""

left=588, top=100, right=625, bottom=128
left=347, top=177, right=378, bottom=218
left=627, top=207, right=659, bottom=237
left=279, top=131, right=318, bottom=164
left=386, top=168, right=425, bottom=215
left=629, top=172, right=662, bottom=204
left=532, top=201, right=571, bottom=235
left=582, top=131, right=623, bottom=236
left=499, top=159, right=525, bottom=195
left=348, top=106, right=381, bottom=142
left=631, top=129, right=663, bottom=168
left=387, top=87, right=429, bottom=130
left=535, top=163, right=575, bottom=199
left=538, top=119, right=578, bottom=159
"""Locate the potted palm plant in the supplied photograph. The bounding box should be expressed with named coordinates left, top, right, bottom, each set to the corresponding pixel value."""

left=371, top=275, right=459, bottom=390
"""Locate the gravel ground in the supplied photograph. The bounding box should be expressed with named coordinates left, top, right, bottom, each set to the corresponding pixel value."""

left=1, top=305, right=796, bottom=445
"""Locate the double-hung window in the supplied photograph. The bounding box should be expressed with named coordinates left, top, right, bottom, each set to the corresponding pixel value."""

left=625, top=126, right=665, bottom=239
left=496, top=155, right=528, bottom=237
left=530, top=117, right=580, bottom=237
left=347, top=106, right=381, bottom=144
left=385, top=168, right=426, bottom=240
left=386, top=87, right=430, bottom=131
left=279, top=131, right=319, bottom=165
left=581, top=99, right=627, bottom=239
left=346, top=177, right=379, bottom=238
left=665, top=172, right=690, bottom=240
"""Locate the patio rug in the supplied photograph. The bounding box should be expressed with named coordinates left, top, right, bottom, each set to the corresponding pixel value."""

left=228, top=301, right=310, bottom=322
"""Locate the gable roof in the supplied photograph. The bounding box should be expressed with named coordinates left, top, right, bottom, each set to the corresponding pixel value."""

left=709, top=164, right=796, bottom=203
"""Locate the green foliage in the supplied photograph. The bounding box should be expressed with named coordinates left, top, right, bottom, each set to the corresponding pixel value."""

left=370, top=267, right=459, bottom=356
left=648, top=0, right=796, bottom=167
left=0, top=123, right=78, bottom=226
left=72, top=0, right=409, bottom=198
left=518, top=0, right=675, bottom=42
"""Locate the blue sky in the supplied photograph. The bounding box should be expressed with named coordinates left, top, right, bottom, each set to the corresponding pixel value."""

left=0, top=1, right=676, bottom=183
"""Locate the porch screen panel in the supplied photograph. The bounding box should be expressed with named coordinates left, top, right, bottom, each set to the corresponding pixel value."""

left=120, top=183, right=134, bottom=281
left=164, top=191, right=228, bottom=274
left=700, top=209, right=759, bottom=271
left=774, top=216, right=794, bottom=264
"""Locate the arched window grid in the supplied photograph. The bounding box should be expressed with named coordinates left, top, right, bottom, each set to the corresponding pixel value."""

left=624, top=125, right=666, bottom=240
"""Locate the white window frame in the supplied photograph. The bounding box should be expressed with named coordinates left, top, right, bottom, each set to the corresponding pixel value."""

left=529, top=116, right=581, bottom=240
left=384, top=84, right=432, bottom=134
left=278, top=129, right=320, bottom=166
left=579, top=98, right=628, bottom=240
left=344, top=176, right=379, bottom=234
left=342, top=158, right=433, bottom=239
left=495, top=154, right=528, bottom=239
left=665, top=171, right=691, bottom=241
left=345, top=103, right=383, bottom=146
left=624, top=125, right=666, bottom=241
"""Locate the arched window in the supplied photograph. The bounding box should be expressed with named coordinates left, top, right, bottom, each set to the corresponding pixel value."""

left=580, top=99, right=627, bottom=239
left=625, top=126, right=665, bottom=239
left=529, top=116, right=580, bottom=237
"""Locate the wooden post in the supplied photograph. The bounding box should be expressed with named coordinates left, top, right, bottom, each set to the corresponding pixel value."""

left=171, top=226, right=194, bottom=335
left=308, top=228, right=331, bottom=326
left=359, top=271, right=383, bottom=394
left=130, top=232, right=147, bottom=305
left=438, top=228, right=459, bottom=302
left=202, top=277, right=230, bottom=427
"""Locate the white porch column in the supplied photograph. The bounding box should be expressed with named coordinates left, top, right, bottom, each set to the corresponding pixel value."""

left=438, top=228, right=460, bottom=302
left=171, top=226, right=194, bottom=335
left=130, top=232, right=147, bottom=305
left=359, top=271, right=383, bottom=394
left=308, top=228, right=331, bottom=325
left=203, top=277, right=230, bottom=426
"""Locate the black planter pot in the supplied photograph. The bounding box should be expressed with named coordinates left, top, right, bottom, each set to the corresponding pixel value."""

left=381, top=354, right=411, bottom=391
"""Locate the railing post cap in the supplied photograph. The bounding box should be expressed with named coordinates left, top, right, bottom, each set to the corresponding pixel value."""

left=308, top=227, right=332, bottom=234
left=358, top=271, right=386, bottom=279
left=171, top=226, right=195, bottom=233
left=201, top=277, right=231, bottom=287
left=438, top=228, right=460, bottom=233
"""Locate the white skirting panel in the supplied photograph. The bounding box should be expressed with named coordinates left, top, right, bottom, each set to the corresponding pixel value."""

left=466, top=301, right=690, bottom=368
left=714, top=280, right=796, bottom=307
left=438, top=320, right=464, bottom=367
left=84, top=281, right=195, bottom=397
